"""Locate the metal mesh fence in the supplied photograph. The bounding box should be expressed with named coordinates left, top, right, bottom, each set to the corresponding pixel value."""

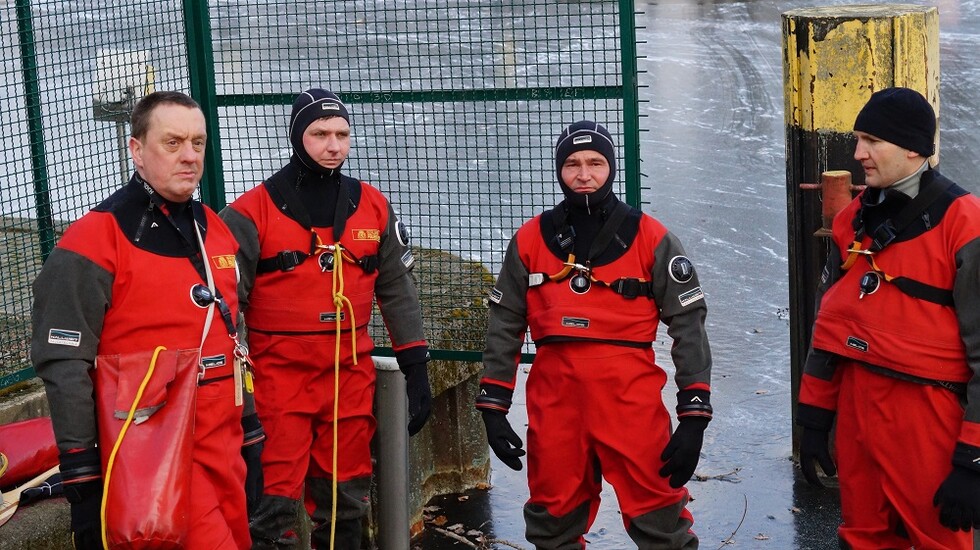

left=1, top=0, right=639, bottom=388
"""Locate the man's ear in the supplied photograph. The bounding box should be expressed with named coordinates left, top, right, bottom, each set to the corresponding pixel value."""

left=128, top=136, right=142, bottom=168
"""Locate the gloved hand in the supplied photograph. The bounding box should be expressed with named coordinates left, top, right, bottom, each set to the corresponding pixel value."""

left=20, top=473, right=63, bottom=505
left=480, top=410, right=525, bottom=471
left=934, top=443, right=980, bottom=531
left=60, top=449, right=103, bottom=550
left=934, top=466, right=980, bottom=531
left=799, top=427, right=836, bottom=487
left=241, top=413, right=266, bottom=517
left=659, top=417, right=709, bottom=488
left=403, top=362, right=432, bottom=436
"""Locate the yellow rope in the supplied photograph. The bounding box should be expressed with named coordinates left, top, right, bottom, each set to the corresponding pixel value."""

left=329, top=244, right=357, bottom=549
left=101, top=345, right=167, bottom=550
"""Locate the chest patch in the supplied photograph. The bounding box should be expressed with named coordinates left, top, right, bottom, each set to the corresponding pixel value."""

left=561, top=317, right=590, bottom=329
left=212, top=254, right=237, bottom=269
left=201, top=354, right=227, bottom=369
left=846, top=336, right=869, bottom=353
left=320, top=312, right=347, bottom=323
left=351, top=228, right=381, bottom=242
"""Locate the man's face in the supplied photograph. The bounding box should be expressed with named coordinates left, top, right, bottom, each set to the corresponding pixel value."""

left=560, top=150, right=609, bottom=194
left=853, top=130, right=922, bottom=189
left=129, top=104, right=207, bottom=202
left=302, top=116, right=351, bottom=170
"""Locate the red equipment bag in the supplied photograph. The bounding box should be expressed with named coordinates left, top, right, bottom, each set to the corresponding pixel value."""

left=0, top=417, right=58, bottom=487
left=95, top=347, right=200, bottom=549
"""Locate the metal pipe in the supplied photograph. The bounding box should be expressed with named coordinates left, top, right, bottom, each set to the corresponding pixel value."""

left=373, top=356, right=410, bottom=550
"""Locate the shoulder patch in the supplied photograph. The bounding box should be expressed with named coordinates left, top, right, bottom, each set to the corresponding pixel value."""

left=668, top=255, right=695, bottom=284
left=400, top=249, right=415, bottom=268
left=48, top=328, right=82, bottom=347
left=489, top=288, right=503, bottom=304
left=678, top=286, right=704, bottom=307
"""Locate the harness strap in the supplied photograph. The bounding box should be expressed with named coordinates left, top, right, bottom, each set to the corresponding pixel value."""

left=841, top=176, right=955, bottom=306
left=258, top=172, right=359, bottom=273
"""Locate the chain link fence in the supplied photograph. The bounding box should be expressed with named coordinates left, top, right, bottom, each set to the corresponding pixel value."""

left=1, top=0, right=642, bottom=389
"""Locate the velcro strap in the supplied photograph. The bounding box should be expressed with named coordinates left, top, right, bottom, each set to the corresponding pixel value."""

left=256, top=250, right=308, bottom=274
left=609, top=278, right=653, bottom=300
left=359, top=254, right=379, bottom=274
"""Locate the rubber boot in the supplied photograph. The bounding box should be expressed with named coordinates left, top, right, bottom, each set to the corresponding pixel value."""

left=524, top=500, right=591, bottom=550
left=249, top=494, right=301, bottom=550
left=307, top=476, right=371, bottom=550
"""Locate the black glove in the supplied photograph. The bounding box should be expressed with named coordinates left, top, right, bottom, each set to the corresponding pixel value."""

left=480, top=410, right=525, bottom=471
left=659, top=417, right=709, bottom=488
left=402, top=362, right=433, bottom=435
left=799, top=427, right=836, bottom=487
left=20, top=473, right=63, bottom=505
left=934, top=443, right=980, bottom=531
left=59, top=449, right=103, bottom=550
left=796, top=403, right=837, bottom=487
left=241, top=413, right=266, bottom=517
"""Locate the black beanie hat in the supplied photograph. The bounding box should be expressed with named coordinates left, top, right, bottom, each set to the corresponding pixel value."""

left=554, top=120, right=616, bottom=206
left=289, top=89, right=350, bottom=173
left=854, top=87, right=936, bottom=157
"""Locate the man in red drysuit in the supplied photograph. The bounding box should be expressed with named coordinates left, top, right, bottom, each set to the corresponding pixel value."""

left=221, top=88, right=431, bottom=549
left=31, top=91, right=262, bottom=549
left=798, top=87, right=980, bottom=549
left=477, top=120, right=713, bottom=549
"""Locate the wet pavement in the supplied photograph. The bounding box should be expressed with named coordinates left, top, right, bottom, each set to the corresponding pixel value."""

left=416, top=0, right=980, bottom=548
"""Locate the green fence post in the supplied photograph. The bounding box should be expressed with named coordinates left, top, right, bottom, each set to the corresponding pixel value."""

left=16, top=0, right=55, bottom=261
left=619, top=0, right=642, bottom=209
left=182, top=0, right=227, bottom=210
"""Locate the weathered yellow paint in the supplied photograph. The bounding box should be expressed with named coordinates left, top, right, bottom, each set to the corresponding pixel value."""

left=783, top=4, right=939, bottom=137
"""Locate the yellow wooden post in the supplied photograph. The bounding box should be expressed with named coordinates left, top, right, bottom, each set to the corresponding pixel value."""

left=782, top=5, right=939, bottom=454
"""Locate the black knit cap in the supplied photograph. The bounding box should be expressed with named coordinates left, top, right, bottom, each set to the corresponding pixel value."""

left=854, top=87, right=936, bottom=157
left=289, top=88, right=350, bottom=173
left=554, top=120, right=616, bottom=206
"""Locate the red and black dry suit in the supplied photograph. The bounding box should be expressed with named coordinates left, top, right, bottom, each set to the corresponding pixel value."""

left=220, top=160, right=428, bottom=548
left=799, top=167, right=980, bottom=549
left=31, top=175, right=251, bottom=549
left=479, top=191, right=712, bottom=549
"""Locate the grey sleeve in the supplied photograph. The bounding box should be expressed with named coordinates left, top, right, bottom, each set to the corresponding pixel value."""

left=481, top=237, right=529, bottom=386
left=30, top=248, right=111, bottom=451
left=650, top=232, right=711, bottom=390
left=954, top=237, right=980, bottom=425
left=219, top=206, right=260, bottom=313
left=374, top=203, right=427, bottom=349
left=802, top=239, right=844, bottom=380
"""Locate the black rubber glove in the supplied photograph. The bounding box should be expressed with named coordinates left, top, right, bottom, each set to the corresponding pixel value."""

left=59, top=449, right=103, bottom=550
left=480, top=410, right=525, bottom=471
left=799, top=427, right=837, bottom=487
left=20, top=473, right=63, bottom=505
left=934, top=443, right=980, bottom=531
left=796, top=403, right=837, bottom=488
left=241, top=413, right=266, bottom=517
left=403, top=362, right=432, bottom=436
left=659, top=417, right=709, bottom=488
